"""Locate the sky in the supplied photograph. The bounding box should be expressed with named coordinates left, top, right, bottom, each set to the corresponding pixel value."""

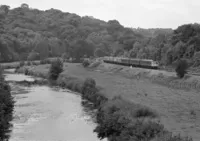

left=1, top=0, right=200, bottom=29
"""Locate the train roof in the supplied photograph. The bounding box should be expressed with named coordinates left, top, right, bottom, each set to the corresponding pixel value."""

left=129, top=58, right=155, bottom=61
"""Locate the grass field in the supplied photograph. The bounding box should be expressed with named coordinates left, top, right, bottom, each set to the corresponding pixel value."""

left=15, top=62, right=200, bottom=141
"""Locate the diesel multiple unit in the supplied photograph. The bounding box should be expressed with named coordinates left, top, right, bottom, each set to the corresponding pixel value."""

left=103, top=57, right=159, bottom=69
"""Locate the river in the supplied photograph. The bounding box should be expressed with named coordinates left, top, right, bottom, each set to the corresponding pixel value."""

left=4, top=70, right=105, bottom=141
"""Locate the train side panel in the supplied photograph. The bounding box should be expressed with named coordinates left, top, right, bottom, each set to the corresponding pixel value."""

left=121, top=58, right=130, bottom=66
left=129, top=59, right=140, bottom=66
left=139, top=60, right=152, bottom=68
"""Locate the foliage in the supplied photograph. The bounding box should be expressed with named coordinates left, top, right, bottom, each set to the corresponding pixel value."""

left=82, top=78, right=96, bottom=94
left=94, top=48, right=107, bottom=57
left=19, top=61, right=25, bottom=67
left=175, top=59, right=189, bottom=78
left=82, top=59, right=90, bottom=67
left=27, top=61, right=31, bottom=66
left=94, top=97, right=162, bottom=141
left=1, top=4, right=199, bottom=67
left=27, top=51, right=39, bottom=61
left=40, top=59, right=51, bottom=64
left=94, top=96, right=191, bottom=141
left=0, top=4, right=173, bottom=64
left=0, top=67, right=14, bottom=140
left=48, top=58, right=63, bottom=80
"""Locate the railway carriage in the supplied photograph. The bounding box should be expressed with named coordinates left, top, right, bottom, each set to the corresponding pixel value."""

left=121, top=58, right=130, bottom=66
left=103, top=57, right=159, bottom=69
left=129, top=59, right=140, bottom=67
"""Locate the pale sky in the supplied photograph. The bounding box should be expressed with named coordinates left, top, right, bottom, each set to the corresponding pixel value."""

left=1, top=0, right=200, bottom=29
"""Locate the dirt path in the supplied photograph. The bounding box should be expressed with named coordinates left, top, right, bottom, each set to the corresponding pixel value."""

left=62, top=63, right=200, bottom=141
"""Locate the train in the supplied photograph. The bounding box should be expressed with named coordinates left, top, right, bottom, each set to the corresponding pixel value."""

left=103, top=57, right=159, bottom=69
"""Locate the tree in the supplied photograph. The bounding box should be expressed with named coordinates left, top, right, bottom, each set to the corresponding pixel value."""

left=0, top=67, right=14, bottom=140
left=27, top=51, right=39, bottom=61
left=71, top=40, right=94, bottom=62
left=94, top=48, right=107, bottom=57
left=193, top=51, right=200, bottom=67
left=0, top=5, right=10, bottom=14
left=129, top=42, right=142, bottom=58
left=34, top=39, right=49, bottom=59
left=21, top=3, right=29, bottom=9
left=48, top=59, right=63, bottom=80
left=175, top=59, right=189, bottom=78
left=61, top=52, right=70, bottom=60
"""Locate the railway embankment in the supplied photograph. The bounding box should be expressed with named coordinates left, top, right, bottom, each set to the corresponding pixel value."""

left=95, top=62, right=200, bottom=92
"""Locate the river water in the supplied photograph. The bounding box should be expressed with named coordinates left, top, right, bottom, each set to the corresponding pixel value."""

left=5, top=70, right=105, bottom=141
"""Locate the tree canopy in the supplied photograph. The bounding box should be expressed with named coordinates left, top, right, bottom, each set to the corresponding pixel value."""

left=1, top=4, right=200, bottom=67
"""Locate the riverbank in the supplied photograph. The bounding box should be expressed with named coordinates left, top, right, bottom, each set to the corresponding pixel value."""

left=0, top=68, right=14, bottom=140
left=15, top=62, right=199, bottom=140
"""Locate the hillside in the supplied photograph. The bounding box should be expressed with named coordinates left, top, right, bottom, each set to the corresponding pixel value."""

left=0, top=4, right=200, bottom=67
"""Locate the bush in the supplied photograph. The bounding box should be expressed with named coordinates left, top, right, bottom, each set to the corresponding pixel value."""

left=27, top=51, right=40, bottom=61
left=94, top=98, right=163, bottom=141
left=19, top=61, right=25, bottom=67
left=48, top=59, right=63, bottom=80
left=27, top=61, right=31, bottom=66
left=82, top=59, right=90, bottom=68
left=40, top=59, right=51, bottom=64
left=24, top=68, right=29, bottom=75
left=82, top=78, right=96, bottom=94
left=32, top=61, right=38, bottom=65
left=0, top=68, right=14, bottom=140
left=94, top=96, right=190, bottom=141
left=175, top=59, right=189, bottom=78
left=135, top=106, right=157, bottom=118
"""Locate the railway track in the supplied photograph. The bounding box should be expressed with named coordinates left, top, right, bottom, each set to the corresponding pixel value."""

left=104, top=60, right=200, bottom=77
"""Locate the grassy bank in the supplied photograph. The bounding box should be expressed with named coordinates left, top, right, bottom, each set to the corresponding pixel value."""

left=14, top=63, right=193, bottom=141
left=96, top=63, right=200, bottom=92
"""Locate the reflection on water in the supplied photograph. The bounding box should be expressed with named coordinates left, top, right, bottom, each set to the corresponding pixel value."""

left=4, top=72, right=106, bottom=141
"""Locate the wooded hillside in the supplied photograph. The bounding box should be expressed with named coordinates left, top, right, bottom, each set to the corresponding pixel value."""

left=0, top=4, right=200, bottom=67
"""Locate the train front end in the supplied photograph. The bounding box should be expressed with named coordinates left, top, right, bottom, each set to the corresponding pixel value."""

left=151, top=61, right=159, bottom=69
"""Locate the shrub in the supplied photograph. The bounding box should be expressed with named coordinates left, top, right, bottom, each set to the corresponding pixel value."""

left=82, top=59, right=90, bottom=68
left=0, top=68, right=14, bottom=140
left=134, top=106, right=157, bottom=118
left=19, top=61, right=25, bottom=67
left=94, top=101, right=163, bottom=141
left=27, top=51, right=40, bottom=61
left=82, top=78, right=96, bottom=94
left=40, top=59, right=51, bottom=64
left=48, top=59, right=63, bottom=80
left=27, top=61, right=31, bottom=66
left=32, top=61, right=38, bottom=65
left=175, top=59, right=189, bottom=78
left=24, top=68, right=29, bottom=75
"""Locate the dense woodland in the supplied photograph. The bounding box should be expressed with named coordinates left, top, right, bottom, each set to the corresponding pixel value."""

left=1, top=4, right=200, bottom=67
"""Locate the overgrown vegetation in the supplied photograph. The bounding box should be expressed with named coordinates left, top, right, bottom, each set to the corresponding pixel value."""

left=48, top=58, right=63, bottom=80
left=0, top=67, right=14, bottom=140
left=175, top=59, right=189, bottom=78
left=19, top=61, right=25, bottom=67
left=82, top=59, right=90, bottom=68
left=94, top=96, right=192, bottom=141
